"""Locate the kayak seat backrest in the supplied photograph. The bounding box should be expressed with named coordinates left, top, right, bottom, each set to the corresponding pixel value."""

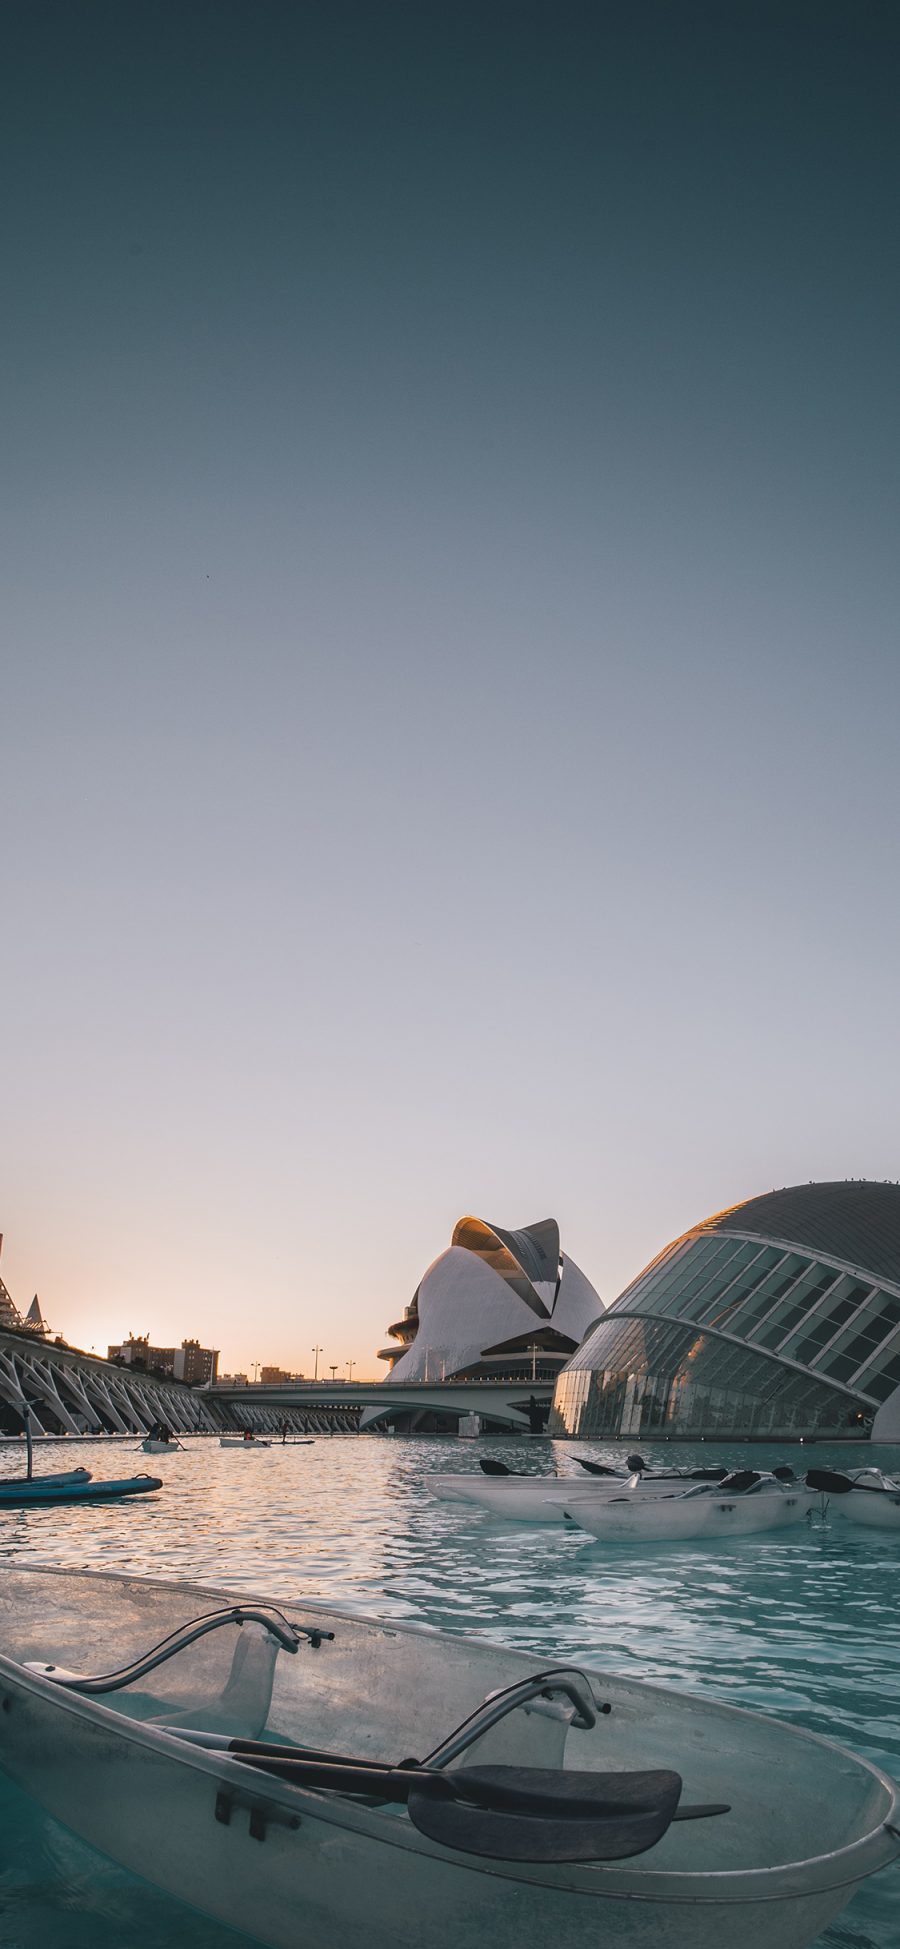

left=150, top=1620, right=282, bottom=1739
left=24, top=1604, right=309, bottom=1741
left=717, top=1471, right=762, bottom=1494
left=422, top=1668, right=599, bottom=1775
left=439, top=1693, right=575, bottom=1772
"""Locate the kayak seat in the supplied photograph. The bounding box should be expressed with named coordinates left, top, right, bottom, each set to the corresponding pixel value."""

left=152, top=1619, right=285, bottom=1737
left=420, top=1666, right=600, bottom=1773
left=24, top=1604, right=322, bottom=1741
left=171, top=1665, right=603, bottom=1788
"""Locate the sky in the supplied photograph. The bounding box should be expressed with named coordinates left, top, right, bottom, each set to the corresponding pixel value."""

left=2, top=1, right=899, bottom=1379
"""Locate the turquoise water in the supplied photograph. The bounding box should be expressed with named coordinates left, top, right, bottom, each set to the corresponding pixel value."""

left=0, top=1432, right=898, bottom=1947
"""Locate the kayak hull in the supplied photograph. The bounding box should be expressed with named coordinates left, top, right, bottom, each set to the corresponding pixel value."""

left=431, top=1476, right=730, bottom=1524
left=0, top=1468, right=91, bottom=1491
left=0, top=1475, right=161, bottom=1507
left=565, top=1488, right=816, bottom=1542
left=831, top=1487, right=900, bottom=1531
left=0, top=1564, right=896, bottom=1949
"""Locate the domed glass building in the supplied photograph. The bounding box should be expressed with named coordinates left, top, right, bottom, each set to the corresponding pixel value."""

left=549, top=1181, right=900, bottom=1443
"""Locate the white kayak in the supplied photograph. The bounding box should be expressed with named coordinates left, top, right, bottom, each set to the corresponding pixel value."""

left=0, top=1563, right=897, bottom=1949
left=807, top=1465, right=900, bottom=1531
left=219, top=1437, right=271, bottom=1449
left=564, top=1473, right=817, bottom=1543
left=430, top=1464, right=761, bottom=1525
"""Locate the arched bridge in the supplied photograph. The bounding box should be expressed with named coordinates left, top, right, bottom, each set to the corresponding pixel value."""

left=0, top=1327, right=555, bottom=1440
left=207, top=1377, right=554, bottom=1435
left=0, top=1327, right=216, bottom=1438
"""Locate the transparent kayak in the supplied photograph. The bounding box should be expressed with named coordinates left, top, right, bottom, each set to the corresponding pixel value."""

left=563, top=1475, right=817, bottom=1542
left=0, top=1563, right=897, bottom=1949
left=430, top=1466, right=805, bottom=1526
left=807, top=1465, right=900, bottom=1531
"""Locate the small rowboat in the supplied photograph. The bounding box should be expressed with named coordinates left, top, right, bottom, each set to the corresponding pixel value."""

left=0, top=1563, right=896, bottom=1949
left=0, top=1473, right=162, bottom=1507
left=807, top=1466, right=900, bottom=1531
left=219, top=1437, right=271, bottom=1449
left=563, top=1473, right=816, bottom=1543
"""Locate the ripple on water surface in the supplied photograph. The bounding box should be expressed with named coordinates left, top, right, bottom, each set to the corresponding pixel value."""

left=0, top=1433, right=898, bottom=1947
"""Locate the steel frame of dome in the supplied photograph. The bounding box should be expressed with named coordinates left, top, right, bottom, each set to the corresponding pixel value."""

left=549, top=1180, right=900, bottom=1443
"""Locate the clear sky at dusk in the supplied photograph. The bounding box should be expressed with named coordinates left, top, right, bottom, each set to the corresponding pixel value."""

left=2, top=2, right=898, bottom=1377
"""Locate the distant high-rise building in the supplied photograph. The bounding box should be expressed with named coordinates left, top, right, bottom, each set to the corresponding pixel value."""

left=108, top=1334, right=219, bottom=1385
left=174, top=1339, right=219, bottom=1385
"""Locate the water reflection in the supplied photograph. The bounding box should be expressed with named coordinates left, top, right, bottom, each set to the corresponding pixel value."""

left=0, top=1432, right=898, bottom=1947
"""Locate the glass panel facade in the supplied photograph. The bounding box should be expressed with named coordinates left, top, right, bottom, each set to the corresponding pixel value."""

left=859, top=1354, right=900, bottom=1403
left=779, top=1277, right=873, bottom=1363
left=612, top=1240, right=690, bottom=1312
left=817, top=1295, right=900, bottom=1378
left=550, top=1314, right=868, bottom=1439
left=551, top=1224, right=900, bottom=1439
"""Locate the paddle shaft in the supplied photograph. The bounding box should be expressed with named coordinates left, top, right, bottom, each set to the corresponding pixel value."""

left=164, top=1731, right=728, bottom=1821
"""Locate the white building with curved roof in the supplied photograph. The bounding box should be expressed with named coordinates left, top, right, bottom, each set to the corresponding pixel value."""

left=379, top=1215, right=603, bottom=1386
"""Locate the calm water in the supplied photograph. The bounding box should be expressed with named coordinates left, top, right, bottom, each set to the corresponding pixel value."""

left=0, top=1432, right=898, bottom=1948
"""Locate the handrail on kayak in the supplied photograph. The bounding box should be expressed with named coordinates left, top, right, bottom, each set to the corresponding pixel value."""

left=24, top=1604, right=334, bottom=1693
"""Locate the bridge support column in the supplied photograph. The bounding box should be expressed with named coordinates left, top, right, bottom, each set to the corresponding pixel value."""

left=15, top=1354, right=83, bottom=1435
left=52, top=1364, right=104, bottom=1432
left=0, top=1352, right=32, bottom=1430
left=79, top=1372, right=134, bottom=1434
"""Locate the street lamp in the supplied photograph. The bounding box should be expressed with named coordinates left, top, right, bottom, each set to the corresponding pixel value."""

left=252, top=1360, right=260, bottom=1383
left=311, top=1346, right=323, bottom=1381
left=329, top=1365, right=338, bottom=1382
left=347, top=1359, right=355, bottom=1381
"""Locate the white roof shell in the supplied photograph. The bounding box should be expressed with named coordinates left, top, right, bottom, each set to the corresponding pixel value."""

left=385, top=1218, right=603, bottom=1384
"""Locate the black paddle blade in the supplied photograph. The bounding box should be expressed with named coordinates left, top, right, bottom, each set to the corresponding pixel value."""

left=576, top=1459, right=621, bottom=1476
left=479, top=1458, right=515, bottom=1476
left=407, top=1765, right=683, bottom=1862
left=805, top=1468, right=853, bottom=1494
